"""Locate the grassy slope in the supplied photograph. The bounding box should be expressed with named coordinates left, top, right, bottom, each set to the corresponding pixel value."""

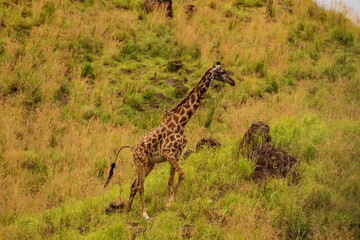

left=0, top=0, right=359, bottom=239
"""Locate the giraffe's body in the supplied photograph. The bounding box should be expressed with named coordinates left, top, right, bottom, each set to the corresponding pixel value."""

left=105, top=64, right=235, bottom=219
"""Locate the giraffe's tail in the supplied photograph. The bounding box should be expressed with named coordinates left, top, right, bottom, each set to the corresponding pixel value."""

left=104, top=145, right=133, bottom=188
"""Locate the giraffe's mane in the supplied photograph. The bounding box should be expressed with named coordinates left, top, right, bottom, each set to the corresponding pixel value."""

left=162, top=67, right=212, bottom=121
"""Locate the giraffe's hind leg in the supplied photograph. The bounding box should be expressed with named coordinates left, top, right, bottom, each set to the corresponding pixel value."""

left=137, top=164, right=148, bottom=220
left=126, top=177, right=138, bottom=213
left=126, top=161, right=154, bottom=219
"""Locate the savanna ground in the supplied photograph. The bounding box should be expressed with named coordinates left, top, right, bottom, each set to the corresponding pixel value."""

left=0, top=0, right=359, bottom=239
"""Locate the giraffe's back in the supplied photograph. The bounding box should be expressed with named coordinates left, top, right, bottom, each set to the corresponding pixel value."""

left=134, top=123, right=187, bottom=164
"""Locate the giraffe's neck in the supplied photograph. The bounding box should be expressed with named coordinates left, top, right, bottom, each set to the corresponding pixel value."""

left=162, top=69, right=212, bottom=128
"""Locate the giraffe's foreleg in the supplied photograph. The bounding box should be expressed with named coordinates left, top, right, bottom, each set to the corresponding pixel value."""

left=126, top=177, right=138, bottom=213
left=172, top=161, right=185, bottom=199
left=166, top=165, right=175, bottom=208
left=162, top=151, right=184, bottom=205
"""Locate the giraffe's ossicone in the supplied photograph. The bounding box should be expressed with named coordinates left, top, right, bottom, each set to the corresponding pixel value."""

left=105, top=63, right=236, bottom=220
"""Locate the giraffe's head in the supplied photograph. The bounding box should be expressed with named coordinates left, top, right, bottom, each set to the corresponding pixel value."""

left=210, top=62, right=235, bottom=86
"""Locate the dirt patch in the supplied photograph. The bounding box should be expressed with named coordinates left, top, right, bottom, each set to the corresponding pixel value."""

left=183, top=137, right=221, bottom=160
left=43, top=226, right=56, bottom=237
left=164, top=78, right=177, bottom=86
left=251, top=143, right=297, bottom=182
left=185, top=4, right=197, bottom=18
left=121, top=69, right=133, bottom=74
left=144, top=0, right=173, bottom=18
left=163, top=78, right=188, bottom=98
left=55, top=85, right=69, bottom=106
left=239, top=121, right=297, bottom=182
left=105, top=201, right=126, bottom=214
left=182, top=224, right=194, bottom=239
left=167, top=60, right=183, bottom=72
left=175, top=82, right=188, bottom=97
left=155, top=93, right=166, bottom=101
left=196, top=137, right=221, bottom=150
left=78, top=226, right=88, bottom=234
left=204, top=208, right=226, bottom=226
left=150, top=101, right=159, bottom=109
left=238, top=121, right=271, bottom=158
left=149, top=93, right=166, bottom=109
left=131, top=226, right=146, bottom=240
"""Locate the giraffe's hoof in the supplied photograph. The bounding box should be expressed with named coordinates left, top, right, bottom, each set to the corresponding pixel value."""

left=143, top=212, right=150, bottom=220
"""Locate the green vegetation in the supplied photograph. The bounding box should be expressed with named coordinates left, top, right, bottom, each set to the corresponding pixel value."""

left=0, top=0, right=359, bottom=238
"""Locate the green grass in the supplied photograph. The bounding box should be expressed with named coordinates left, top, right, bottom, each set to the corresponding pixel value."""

left=0, top=0, right=359, bottom=238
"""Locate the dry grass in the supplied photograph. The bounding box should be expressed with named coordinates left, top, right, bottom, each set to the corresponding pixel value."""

left=0, top=0, right=359, bottom=238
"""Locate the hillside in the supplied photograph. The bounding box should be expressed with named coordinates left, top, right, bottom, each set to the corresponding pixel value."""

left=0, top=0, right=359, bottom=239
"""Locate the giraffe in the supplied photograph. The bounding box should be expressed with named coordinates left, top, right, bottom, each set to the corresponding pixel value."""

left=104, top=62, right=235, bottom=220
